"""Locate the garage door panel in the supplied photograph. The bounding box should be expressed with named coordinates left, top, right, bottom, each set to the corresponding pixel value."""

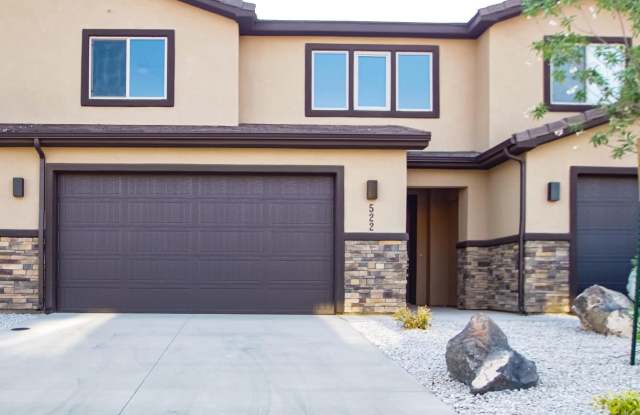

left=198, top=231, right=264, bottom=254
left=58, top=258, right=124, bottom=283
left=265, top=260, right=333, bottom=283
left=195, top=260, right=265, bottom=284
left=268, top=202, right=333, bottom=225
left=127, top=258, right=195, bottom=283
left=128, top=230, right=192, bottom=254
left=59, top=175, right=121, bottom=196
left=577, top=230, right=636, bottom=254
left=58, top=229, right=122, bottom=254
left=575, top=174, right=638, bottom=297
left=125, top=175, right=194, bottom=196
left=198, top=201, right=264, bottom=226
left=576, top=205, right=637, bottom=228
left=59, top=200, right=121, bottom=226
left=127, top=201, right=193, bottom=225
left=270, top=231, right=333, bottom=255
left=198, top=176, right=265, bottom=197
left=265, top=176, right=333, bottom=199
left=56, top=173, right=335, bottom=314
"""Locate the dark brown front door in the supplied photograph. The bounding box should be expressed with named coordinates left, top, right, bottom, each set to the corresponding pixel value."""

left=574, top=174, right=638, bottom=297
left=56, top=173, right=335, bottom=314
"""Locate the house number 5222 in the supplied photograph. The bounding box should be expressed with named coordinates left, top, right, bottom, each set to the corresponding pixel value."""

left=369, top=203, right=375, bottom=231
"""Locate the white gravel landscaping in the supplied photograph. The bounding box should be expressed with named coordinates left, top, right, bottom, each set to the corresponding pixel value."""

left=0, top=313, right=37, bottom=331
left=345, top=309, right=640, bottom=415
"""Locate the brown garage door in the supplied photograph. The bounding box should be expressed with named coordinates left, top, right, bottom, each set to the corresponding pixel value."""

left=56, top=173, right=335, bottom=314
left=575, top=174, right=638, bottom=297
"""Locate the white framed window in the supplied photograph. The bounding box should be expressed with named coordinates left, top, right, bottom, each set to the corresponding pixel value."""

left=354, top=51, right=391, bottom=111
left=550, top=43, right=625, bottom=106
left=396, top=52, right=433, bottom=112
left=89, top=36, right=168, bottom=100
left=311, top=50, right=349, bottom=110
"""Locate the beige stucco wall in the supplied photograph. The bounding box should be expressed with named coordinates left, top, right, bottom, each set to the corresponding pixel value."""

left=487, top=161, right=520, bottom=238
left=239, top=36, right=478, bottom=152
left=484, top=2, right=635, bottom=145
left=408, top=162, right=520, bottom=241
left=0, top=148, right=406, bottom=233
left=407, top=169, right=489, bottom=241
left=475, top=31, right=491, bottom=149
left=0, top=0, right=239, bottom=125
left=0, top=149, right=40, bottom=229
left=526, top=126, right=636, bottom=233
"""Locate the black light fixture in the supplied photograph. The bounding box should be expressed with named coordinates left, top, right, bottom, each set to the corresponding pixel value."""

left=367, top=180, right=378, bottom=200
left=12, top=177, right=24, bottom=198
left=547, top=182, right=560, bottom=202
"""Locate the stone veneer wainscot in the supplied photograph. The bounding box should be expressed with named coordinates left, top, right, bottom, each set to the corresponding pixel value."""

left=344, top=240, right=408, bottom=313
left=0, top=237, right=39, bottom=311
left=457, top=240, right=569, bottom=313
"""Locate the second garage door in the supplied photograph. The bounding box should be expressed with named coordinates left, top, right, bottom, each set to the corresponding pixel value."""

left=574, top=174, right=638, bottom=297
left=56, top=173, right=335, bottom=314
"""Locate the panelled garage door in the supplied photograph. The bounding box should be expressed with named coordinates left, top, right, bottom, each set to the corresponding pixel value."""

left=574, top=174, right=638, bottom=296
left=56, top=173, right=335, bottom=314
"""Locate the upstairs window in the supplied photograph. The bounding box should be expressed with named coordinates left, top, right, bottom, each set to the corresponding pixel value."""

left=545, top=38, right=626, bottom=111
left=81, top=30, right=174, bottom=107
left=306, top=44, right=439, bottom=118
left=355, top=52, right=391, bottom=111
left=312, top=51, right=349, bottom=110
left=397, top=52, right=433, bottom=112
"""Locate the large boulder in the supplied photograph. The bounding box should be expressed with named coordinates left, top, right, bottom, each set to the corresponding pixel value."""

left=572, top=285, right=634, bottom=338
left=445, top=314, right=539, bottom=394
left=628, top=269, right=636, bottom=302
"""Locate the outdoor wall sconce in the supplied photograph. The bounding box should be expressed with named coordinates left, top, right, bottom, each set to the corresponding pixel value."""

left=367, top=180, right=378, bottom=200
left=547, top=182, right=560, bottom=202
left=12, top=177, right=24, bottom=198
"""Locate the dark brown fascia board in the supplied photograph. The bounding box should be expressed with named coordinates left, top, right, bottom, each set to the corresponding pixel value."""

left=408, top=109, right=609, bottom=169
left=245, top=20, right=470, bottom=39
left=0, top=124, right=430, bottom=150
left=344, top=233, right=409, bottom=241
left=241, top=0, right=522, bottom=38
left=0, top=229, right=39, bottom=238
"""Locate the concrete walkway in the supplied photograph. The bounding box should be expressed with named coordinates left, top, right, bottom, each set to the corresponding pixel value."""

left=0, top=314, right=454, bottom=415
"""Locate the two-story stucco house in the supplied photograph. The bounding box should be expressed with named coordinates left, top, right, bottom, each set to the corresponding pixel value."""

left=0, top=0, right=636, bottom=315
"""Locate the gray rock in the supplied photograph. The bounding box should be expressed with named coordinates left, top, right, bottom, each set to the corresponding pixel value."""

left=628, top=269, right=636, bottom=302
left=572, top=285, right=634, bottom=337
left=470, top=350, right=539, bottom=394
left=446, top=313, right=539, bottom=394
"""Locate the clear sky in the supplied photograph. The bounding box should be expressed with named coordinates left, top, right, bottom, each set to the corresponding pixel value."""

left=252, top=0, right=501, bottom=22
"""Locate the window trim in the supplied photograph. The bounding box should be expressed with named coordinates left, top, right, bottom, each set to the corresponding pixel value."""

left=354, top=51, right=391, bottom=111
left=396, top=51, right=434, bottom=112
left=305, top=44, right=440, bottom=118
left=81, top=29, right=175, bottom=107
left=543, top=36, right=630, bottom=112
left=311, top=50, right=349, bottom=111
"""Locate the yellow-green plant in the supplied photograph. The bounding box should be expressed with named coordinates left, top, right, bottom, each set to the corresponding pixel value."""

left=594, top=391, right=640, bottom=415
left=393, top=306, right=432, bottom=330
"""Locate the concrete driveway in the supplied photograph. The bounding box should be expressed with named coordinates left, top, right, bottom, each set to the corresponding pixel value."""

left=0, top=314, right=454, bottom=415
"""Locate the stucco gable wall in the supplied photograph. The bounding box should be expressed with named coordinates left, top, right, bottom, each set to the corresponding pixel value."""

left=239, top=36, right=478, bottom=152
left=0, top=0, right=239, bottom=126
left=483, top=1, right=635, bottom=146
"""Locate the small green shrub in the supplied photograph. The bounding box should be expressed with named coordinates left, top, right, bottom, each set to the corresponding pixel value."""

left=594, top=391, right=640, bottom=415
left=393, top=306, right=432, bottom=330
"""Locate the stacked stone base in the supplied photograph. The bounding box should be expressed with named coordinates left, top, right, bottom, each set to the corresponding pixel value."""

left=0, top=237, right=39, bottom=311
left=458, top=240, right=569, bottom=314
left=344, top=240, right=407, bottom=313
